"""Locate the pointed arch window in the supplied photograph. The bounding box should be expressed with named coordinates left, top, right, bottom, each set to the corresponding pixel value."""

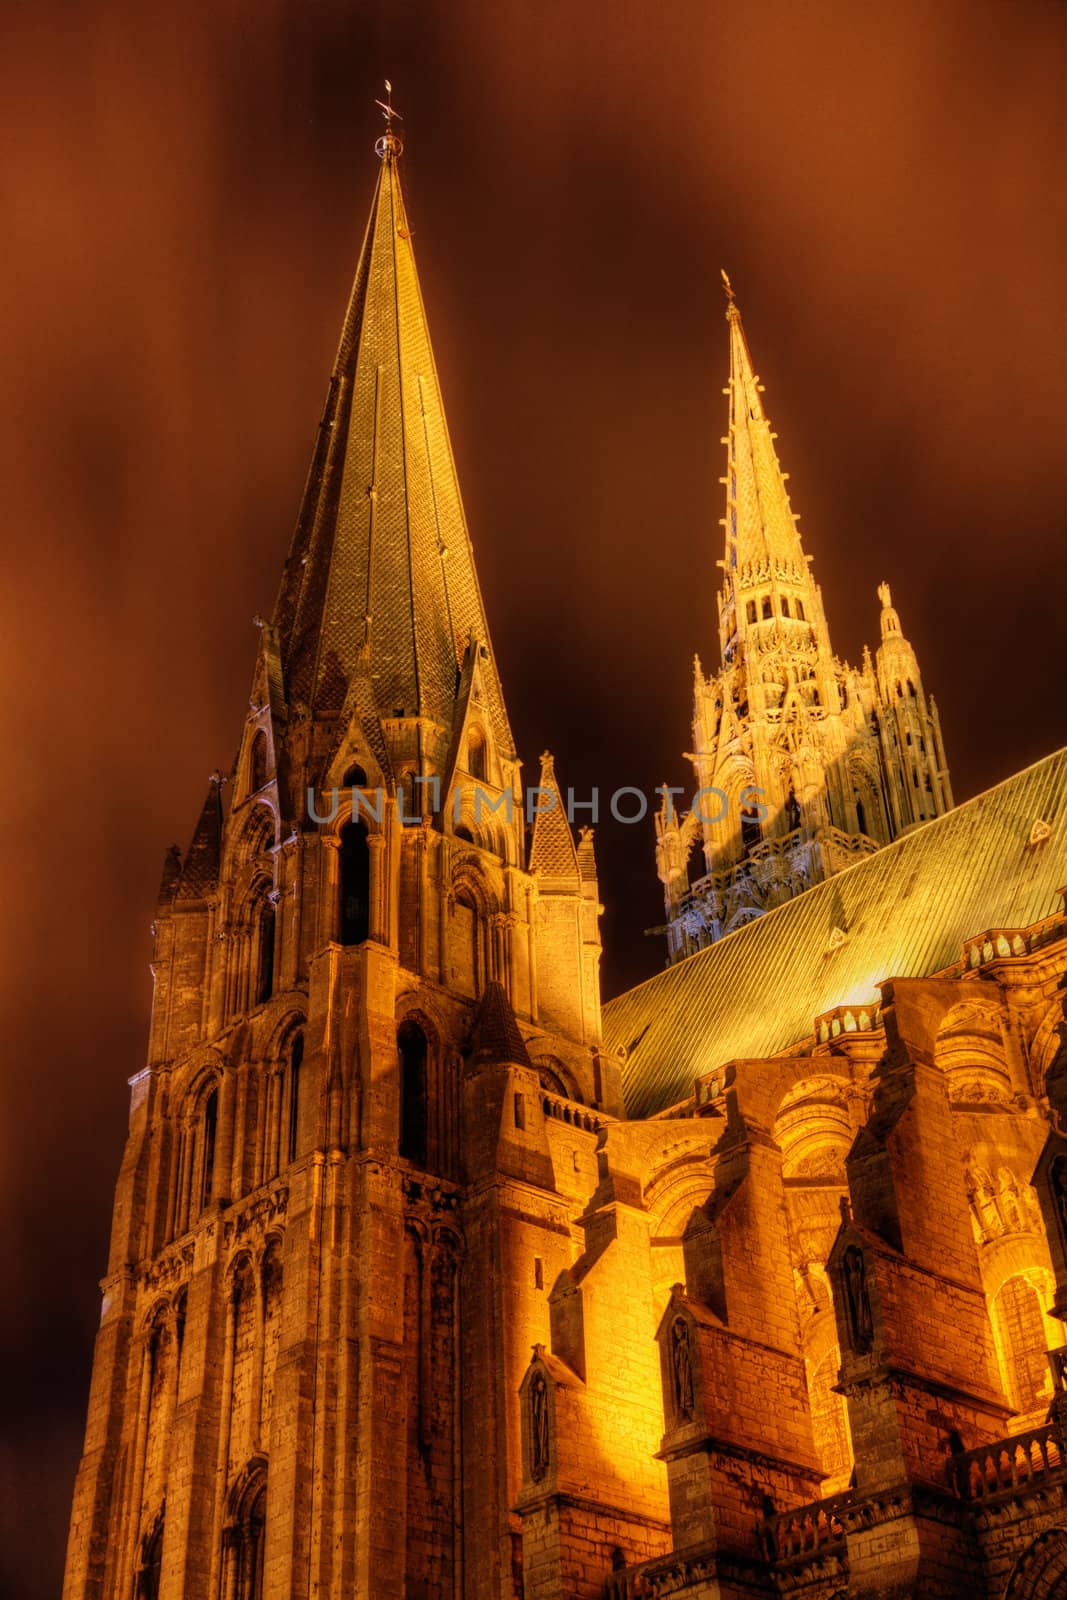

left=255, top=902, right=276, bottom=1007
left=761, top=596, right=773, bottom=620
left=223, top=1470, right=267, bottom=1600
left=287, top=1032, right=303, bottom=1164
left=467, top=728, right=488, bottom=783
left=796, top=599, right=806, bottom=622
left=741, top=807, right=762, bottom=854
left=136, top=1514, right=165, bottom=1600
left=781, top=596, right=791, bottom=617
left=340, top=821, right=370, bottom=945
left=745, top=599, right=757, bottom=625
left=398, top=1020, right=428, bottom=1168
left=249, top=731, right=268, bottom=794
left=199, top=1087, right=218, bottom=1213
left=856, top=798, right=868, bottom=836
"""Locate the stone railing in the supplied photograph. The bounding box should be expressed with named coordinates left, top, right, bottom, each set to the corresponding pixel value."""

left=813, top=1001, right=883, bottom=1044
left=540, top=1091, right=604, bottom=1135
left=757, top=1489, right=851, bottom=1561
left=962, top=915, right=1065, bottom=971
left=602, top=1545, right=720, bottom=1600
left=951, top=1422, right=1065, bottom=1501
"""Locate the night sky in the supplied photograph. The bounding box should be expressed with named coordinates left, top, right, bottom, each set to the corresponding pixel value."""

left=3, top=4, right=1065, bottom=1593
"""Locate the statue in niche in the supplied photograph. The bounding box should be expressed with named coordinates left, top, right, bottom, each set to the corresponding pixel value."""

left=842, top=1246, right=874, bottom=1354
left=529, top=1371, right=549, bottom=1481
left=670, top=1316, right=695, bottom=1419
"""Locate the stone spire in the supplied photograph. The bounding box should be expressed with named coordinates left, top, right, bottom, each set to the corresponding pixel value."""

left=718, top=274, right=815, bottom=660
left=272, top=131, right=514, bottom=768
left=655, top=284, right=954, bottom=965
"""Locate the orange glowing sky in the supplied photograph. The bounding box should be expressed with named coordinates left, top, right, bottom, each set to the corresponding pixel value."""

left=1, top=3, right=1065, bottom=1589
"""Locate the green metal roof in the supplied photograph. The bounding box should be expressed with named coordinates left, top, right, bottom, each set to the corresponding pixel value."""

left=604, top=749, right=1067, bottom=1118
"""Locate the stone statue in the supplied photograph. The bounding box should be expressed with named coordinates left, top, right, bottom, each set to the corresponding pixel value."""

left=670, top=1316, right=695, bottom=1418
left=842, top=1246, right=874, bottom=1354
left=529, top=1372, right=549, bottom=1480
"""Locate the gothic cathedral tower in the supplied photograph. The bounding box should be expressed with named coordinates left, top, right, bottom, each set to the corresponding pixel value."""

left=655, top=279, right=953, bottom=963
left=63, top=120, right=620, bottom=1600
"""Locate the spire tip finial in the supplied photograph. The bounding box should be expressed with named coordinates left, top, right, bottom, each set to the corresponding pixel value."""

left=721, top=268, right=735, bottom=301
left=374, top=79, right=404, bottom=160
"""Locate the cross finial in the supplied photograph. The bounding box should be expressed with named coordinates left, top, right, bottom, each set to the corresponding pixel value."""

left=374, top=79, right=404, bottom=160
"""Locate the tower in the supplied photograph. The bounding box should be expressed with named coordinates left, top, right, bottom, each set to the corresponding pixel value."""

left=655, top=279, right=953, bottom=963
left=63, top=110, right=620, bottom=1600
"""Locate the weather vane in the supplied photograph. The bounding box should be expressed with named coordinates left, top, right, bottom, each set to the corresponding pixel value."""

left=720, top=268, right=736, bottom=302
left=374, top=79, right=404, bottom=160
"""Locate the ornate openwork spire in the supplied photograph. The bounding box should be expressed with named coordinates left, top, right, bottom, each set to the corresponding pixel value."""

left=721, top=280, right=809, bottom=591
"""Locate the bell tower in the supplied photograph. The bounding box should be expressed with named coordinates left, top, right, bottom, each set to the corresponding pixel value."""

left=655, top=277, right=952, bottom=962
left=63, top=101, right=619, bottom=1600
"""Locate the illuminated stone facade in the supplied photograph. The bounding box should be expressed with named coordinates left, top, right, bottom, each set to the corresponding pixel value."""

left=655, top=287, right=952, bottom=964
left=64, top=130, right=1067, bottom=1600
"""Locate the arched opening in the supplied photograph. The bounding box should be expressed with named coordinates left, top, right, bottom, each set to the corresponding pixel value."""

left=796, top=598, right=806, bottom=621
left=339, top=821, right=370, bottom=945
left=806, top=1344, right=853, bottom=1491
left=451, top=885, right=480, bottom=996
left=740, top=806, right=762, bottom=854
left=223, top=1469, right=267, bottom=1600
left=343, top=761, right=368, bottom=789
left=781, top=596, right=791, bottom=617
left=255, top=903, right=275, bottom=1007
left=454, top=824, right=474, bottom=844
left=466, top=728, right=487, bottom=783
left=855, top=798, right=867, bottom=836
left=249, top=731, right=268, bottom=794
left=199, top=1088, right=218, bottom=1213
left=745, top=599, right=757, bottom=625
left=761, top=595, right=773, bottom=620
left=908, top=680, right=917, bottom=698
left=398, top=1020, right=428, bottom=1168
left=287, top=1033, right=303, bottom=1164
left=136, top=1514, right=164, bottom=1600
left=992, top=1273, right=1054, bottom=1418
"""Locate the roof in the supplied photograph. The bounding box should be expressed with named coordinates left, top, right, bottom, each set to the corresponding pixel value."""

left=604, top=749, right=1067, bottom=1118
left=272, top=145, right=513, bottom=756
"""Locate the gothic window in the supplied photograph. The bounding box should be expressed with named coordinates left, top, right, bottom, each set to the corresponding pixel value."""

left=746, top=599, right=757, bottom=625
left=856, top=799, right=868, bottom=836
left=255, top=903, right=275, bottom=1007
left=454, top=824, right=474, bottom=844
left=741, top=807, right=762, bottom=853
left=339, top=820, right=370, bottom=945
left=467, top=728, right=488, bottom=782
left=287, top=1033, right=303, bottom=1164
left=796, top=599, right=806, bottom=621
left=136, top=1514, right=165, bottom=1600
left=908, top=680, right=917, bottom=697
left=992, top=1275, right=1053, bottom=1417
left=762, top=596, right=773, bottom=619
left=249, top=731, right=268, bottom=794
left=786, top=789, right=801, bottom=831
left=781, top=596, right=790, bottom=617
left=343, top=762, right=368, bottom=788
left=398, top=1021, right=428, bottom=1167
left=223, top=1469, right=267, bottom=1600
left=451, top=886, right=480, bottom=997
left=199, top=1088, right=218, bottom=1213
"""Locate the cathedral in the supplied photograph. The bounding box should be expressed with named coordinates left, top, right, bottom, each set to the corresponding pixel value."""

left=64, top=114, right=1067, bottom=1600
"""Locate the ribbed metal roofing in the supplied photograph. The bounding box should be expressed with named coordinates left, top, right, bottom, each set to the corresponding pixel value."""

left=604, top=749, right=1067, bottom=1118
